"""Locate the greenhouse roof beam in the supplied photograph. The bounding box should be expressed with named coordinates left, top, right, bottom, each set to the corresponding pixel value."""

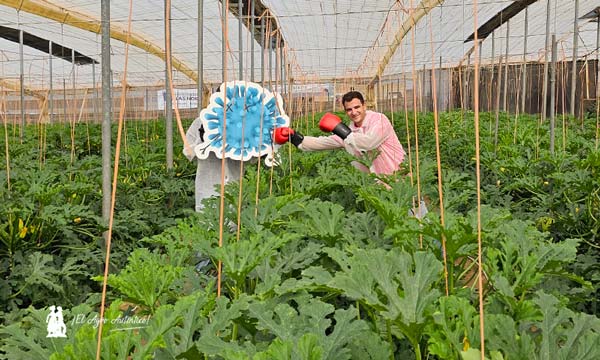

left=457, top=41, right=478, bottom=68
left=368, top=0, right=444, bottom=87
left=0, top=26, right=97, bottom=65
left=580, top=7, right=600, bottom=21
left=0, top=0, right=204, bottom=86
left=465, top=0, right=537, bottom=42
left=0, top=78, right=45, bottom=100
left=227, top=0, right=283, bottom=49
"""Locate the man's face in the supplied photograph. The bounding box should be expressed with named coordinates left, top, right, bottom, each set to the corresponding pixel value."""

left=343, top=98, right=366, bottom=127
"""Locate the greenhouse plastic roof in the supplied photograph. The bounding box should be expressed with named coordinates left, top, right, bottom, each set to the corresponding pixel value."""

left=1, top=0, right=600, bottom=90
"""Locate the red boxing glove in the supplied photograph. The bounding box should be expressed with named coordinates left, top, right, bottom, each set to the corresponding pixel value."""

left=319, top=113, right=352, bottom=139
left=274, top=127, right=304, bottom=147
left=274, top=127, right=292, bottom=144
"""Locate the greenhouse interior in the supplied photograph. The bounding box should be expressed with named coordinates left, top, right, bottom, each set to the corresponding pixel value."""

left=1, top=0, right=600, bottom=359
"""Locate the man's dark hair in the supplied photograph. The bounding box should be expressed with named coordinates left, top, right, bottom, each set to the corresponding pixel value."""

left=341, top=91, right=364, bottom=106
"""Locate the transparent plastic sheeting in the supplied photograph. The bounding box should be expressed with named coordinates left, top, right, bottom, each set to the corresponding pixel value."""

left=381, top=0, right=600, bottom=78
left=0, top=0, right=261, bottom=88
left=0, top=0, right=599, bottom=89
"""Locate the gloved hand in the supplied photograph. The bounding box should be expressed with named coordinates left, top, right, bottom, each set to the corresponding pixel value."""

left=274, top=127, right=304, bottom=147
left=319, top=113, right=352, bottom=139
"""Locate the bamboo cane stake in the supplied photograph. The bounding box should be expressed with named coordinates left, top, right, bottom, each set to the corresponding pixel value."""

left=570, top=0, right=579, bottom=116
left=265, top=18, right=275, bottom=196
left=37, top=91, right=49, bottom=168
left=390, top=80, right=395, bottom=124
left=409, top=0, right=423, bottom=248
left=253, top=75, right=267, bottom=214
left=36, top=56, right=46, bottom=165
left=489, top=32, right=495, bottom=113
left=513, top=86, right=520, bottom=145
left=123, top=95, right=129, bottom=169
left=596, top=16, right=600, bottom=150
left=311, top=75, right=317, bottom=120
left=85, top=107, right=91, bottom=156
left=254, top=10, right=269, bottom=217
left=275, top=31, right=280, bottom=97
left=164, top=3, right=173, bottom=170
left=217, top=0, right=230, bottom=299
left=494, top=55, right=503, bottom=152
left=471, top=1, right=486, bottom=357
left=428, top=14, right=448, bottom=296
left=1, top=90, right=10, bottom=191
left=402, top=50, right=414, bottom=187
left=585, top=58, right=590, bottom=100
left=503, top=20, right=510, bottom=113
left=550, top=34, right=557, bottom=154
left=96, top=0, right=134, bottom=356
left=541, top=0, right=551, bottom=123
left=235, top=79, right=247, bottom=242
left=521, top=7, right=529, bottom=113
left=19, top=29, right=24, bottom=143
left=458, top=64, right=464, bottom=122
left=560, top=45, right=568, bottom=146
left=420, top=65, right=425, bottom=113
left=69, top=95, right=76, bottom=169
left=465, top=54, right=471, bottom=111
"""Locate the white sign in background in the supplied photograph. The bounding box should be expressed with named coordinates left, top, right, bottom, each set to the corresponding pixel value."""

left=272, top=83, right=332, bottom=94
left=157, top=89, right=199, bottom=110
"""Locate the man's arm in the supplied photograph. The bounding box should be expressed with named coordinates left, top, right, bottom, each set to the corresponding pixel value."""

left=298, top=135, right=344, bottom=151
left=274, top=126, right=344, bottom=151
left=348, top=131, right=388, bottom=152
left=318, top=112, right=389, bottom=152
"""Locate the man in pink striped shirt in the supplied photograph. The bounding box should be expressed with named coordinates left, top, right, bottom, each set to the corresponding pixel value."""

left=275, top=91, right=406, bottom=175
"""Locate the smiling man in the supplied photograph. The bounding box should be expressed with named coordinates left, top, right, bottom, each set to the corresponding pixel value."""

left=274, top=91, right=406, bottom=175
